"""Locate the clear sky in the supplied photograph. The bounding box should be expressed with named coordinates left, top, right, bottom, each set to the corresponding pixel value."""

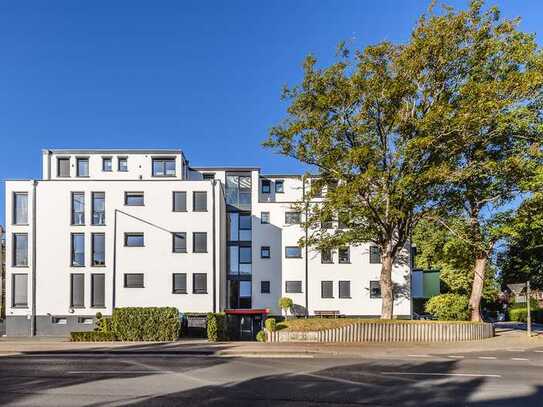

left=1, top=0, right=541, bottom=225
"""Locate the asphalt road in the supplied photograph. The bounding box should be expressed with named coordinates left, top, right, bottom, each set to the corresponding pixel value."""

left=2, top=347, right=543, bottom=406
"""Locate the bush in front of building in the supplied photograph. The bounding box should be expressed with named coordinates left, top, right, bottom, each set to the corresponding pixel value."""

left=71, top=331, right=116, bottom=341
left=425, top=294, right=470, bottom=321
left=256, top=330, right=267, bottom=342
left=111, top=307, right=181, bottom=341
left=207, top=312, right=228, bottom=341
left=278, top=297, right=293, bottom=318
left=265, top=317, right=277, bottom=332
left=94, top=312, right=113, bottom=334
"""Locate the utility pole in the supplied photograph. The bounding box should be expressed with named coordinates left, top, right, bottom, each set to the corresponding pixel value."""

left=527, top=280, right=532, bottom=338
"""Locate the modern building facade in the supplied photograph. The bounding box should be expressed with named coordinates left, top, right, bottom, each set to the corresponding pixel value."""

left=4, top=149, right=412, bottom=336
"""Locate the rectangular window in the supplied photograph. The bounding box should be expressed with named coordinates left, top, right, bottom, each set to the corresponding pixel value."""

left=285, top=280, right=302, bottom=293
left=321, top=281, right=333, bottom=298
left=92, top=233, right=105, bottom=266
left=76, top=158, right=89, bottom=177
left=369, top=246, right=381, bottom=264
left=339, top=280, right=351, bottom=298
left=338, top=212, right=348, bottom=229
left=193, top=191, right=208, bottom=212
left=118, top=157, right=128, bottom=172
left=261, top=179, right=271, bottom=193
left=261, top=281, right=270, bottom=294
left=124, top=273, right=144, bottom=288
left=152, top=158, right=176, bottom=177
left=13, top=233, right=28, bottom=267
left=321, top=249, right=333, bottom=264
left=261, top=212, right=270, bottom=224
left=202, top=173, right=215, bottom=180
left=172, top=273, right=187, bottom=294
left=71, top=233, right=85, bottom=267
left=57, top=157, right=70, bottom=177
left=173, top=191, right=187, bottom=212
left=275, top=180, right=284, bottom=193
left=228, top=212, right=239, bottom=240
left=285, top=246, right=302, bottom=258
left=173, top=232, right=187, bottom=253
left=92, top=192, right=105, bottom=225
left=260, top=246, right=270, bottom=259
left=102, top=157, right=112, bottom=172
left=321, top=216, right=333, bottom=230
left=193, top=232, right=207, bottom=253
left=225, top=175, right=252, bottom=208
left=193, top=273, right=207, bottom=294
left=285, top=212, right=301, bottom=225
left=12, top=274, right=28, bottom=307
left=339, top=247, right=350, bottom=264
left=70, top=273, right=85, bottom=307
left=13, top=193, right=28, bottom=225
left=239, top=246, right=252, bottom=264
left=125, top=233, right=144, bottom=247
left=125, top=192, right=144, bottom=206
left=370, top=280, right=381, bottom=298
left=239, top=214, right=251, bottom=241
left=91, top=274, right=105, bottom=307
left=71, top=192, right=85, bottom=225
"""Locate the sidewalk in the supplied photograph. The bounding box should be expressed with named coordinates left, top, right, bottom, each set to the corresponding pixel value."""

left=1, top=328, right=542, bottom=358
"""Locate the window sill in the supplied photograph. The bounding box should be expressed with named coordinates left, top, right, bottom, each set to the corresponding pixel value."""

left=193, top=210, right=208, bottom=212
left=12, top=265, right=30, bottom=268
left=124, top=286, right=145, bottom=289
left=173, top=251, right=187, bottom=254
left=71, top=306, right=86, bottom=309
left=91, top=224, right=107, bottom=227
left=12, top=305, right=29, bottom=309
left=285, top=257, right=302, bottom=259
left=261, top=292, right=271, bottom=294
left=172, top=291, right=187, bottom=294
left=321, top=261, right=334, bottom=264
left=152, top=175, right=176, bottom=178
left=70, top=224, right=86, bottom=227
left=91, top=306, right=106, bottom=309
left=172, top=210, right=188, bottom=213
left=125, top=204, right=145, bottom=207
left=124, top=245, right=145, bottom=248
left=339, top=262, right=351, bottom=264
left=91, top=264, right=106, bottom=268
left=193, top=251, right=208, bottom=254
left=285, top=292, right=303, bottom=294
left=322, top=297, right=334, bottom=299
left=13, top=223, right=29, bottom=226
left=193, top=291, right=208, bottom=295
left=70, top=265, right=85, bottom=268
left=339, top=297, right=352, bottom=299
left=76, top=176, right=90, bottom=178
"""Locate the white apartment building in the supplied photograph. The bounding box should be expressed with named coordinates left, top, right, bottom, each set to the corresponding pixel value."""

left=4, top=149, right=411, bottom=337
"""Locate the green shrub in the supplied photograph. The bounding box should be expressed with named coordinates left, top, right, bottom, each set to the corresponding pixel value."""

left=510, top=298, right=540, bottom=310
left=278, top=297, right=293, bottom=316
left=265, top=318, right=277, bottom=332
left=111, top=307, right=180, bottom=341
left=94, top=314, right=113, bottom=333
left=71, top=331, right=116, bottom=342
left=256, top=330, right=267, bottom=342
left=207, top=312, right=227, bottom=341
left=508, top=308, right=543, bottom=323
left=425, top=294, right=470, bottom=321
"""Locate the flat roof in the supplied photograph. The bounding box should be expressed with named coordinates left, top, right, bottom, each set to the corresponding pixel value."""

left=190, top=166, right=261, bottom=171
left=43, top=149, right=183, bottom=155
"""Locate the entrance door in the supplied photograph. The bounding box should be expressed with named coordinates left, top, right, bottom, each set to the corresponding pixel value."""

left=239, top=316, right=253, bottom=340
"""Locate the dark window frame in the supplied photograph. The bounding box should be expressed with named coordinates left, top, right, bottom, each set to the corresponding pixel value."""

left=71, top=192, right=85, bottom=225
left=124, top=191, right=145, bottom=206
left=193, top=232, right=208, bottom=253
left=13, top=233, right=29, bottom=267
left=172, top=273, right=187, bottom=294
left=13, top=192, right=29, bottom=225
left=321, top=280, right=333, bottom=298
left=193, top=273, right=208, bottom=294
left=57, top=157, right=71, bottom=177
left=260, top=211, right=270, bottom=224
left=202, top=173, right=215, bottom=180
left=338, top=247, right=350, bottom=264
left=12, top=273, right=28, bottom=308
left=91, top=192, right=106, bottom=226
left=172, top=191, right=187, bottom=212
left=70, top=273, right=85, bottom=308
left=260, top=280, right=270, bottom=294
left=370, top=280, right=382, bottom=298
left=91, top=273, right=106, bottom=308
left=91, top=233, right=105, bottom=267
left=124, top=233, right=144, bottom=247
left=172, top=232, right=187, bottom=253
left=193, top=191, right=208, bottom=212
left=275, top=180, right=284, bottom=193
left=285, top=280, right=302, bottom=293
left=152, top=157, right=176, bottom=177
left=261, top=179, right=271, bottom=194
left=260, top=246, right=271, bottom=259
left=285, top=211, right=301, bottom=225
left=124, top=273, right=144, bottom=288
left=339, top=280, right=351, bottom=299
left=321, top=249, right=333, bottom=264
left=118, top=157, right=128, bottom=172
left=76, top=157, right=89, bottom=177
left=285, top=246, right=302, bottom=259
left=369, top=246, right=381, bottom=264
left=70, top=233, right=85, bottom=267
left=102, top=157, right=112, bottom=172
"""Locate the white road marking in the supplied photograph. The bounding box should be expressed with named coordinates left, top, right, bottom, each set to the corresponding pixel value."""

left=506, top=349, right=525, bottom=352
left=447, top=355, right=465, bottom=358
left=381, top=372, right=501, bottom=378
left=407, top=354, right=431, bottom=358
left=478, top=356, right=496, bottom=360
left=67, top=370, right=175, bottom=374
left=511, top=358, right=529, bottom=361
left=534, top=350, right=543, bottom=353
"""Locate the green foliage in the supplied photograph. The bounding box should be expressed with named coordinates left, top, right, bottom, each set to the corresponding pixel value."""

left=507, top=307, right=543, bottom=323
left=425, top=294, right=470, bottom=321
left=111, top=307, right=180, bottom=341
left=70, top=331, right=116, bottom=342
left=278, top=298, right=293, bottom=316
left=207, top=312, right=228, bottom=342
left=265, top=318, right=277, bottom=332
left=256, top=330, right=267, bottom=342
left=94, top=313, right=113, bottom=334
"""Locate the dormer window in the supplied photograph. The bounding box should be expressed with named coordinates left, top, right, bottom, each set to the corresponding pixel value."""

left=152, top=158, right=176, bottom=177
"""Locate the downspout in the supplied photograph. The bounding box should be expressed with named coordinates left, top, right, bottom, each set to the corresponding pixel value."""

left=30, top=180, right=37, bottom=336
left=212, top=180, right=217, bottom=312
left=112, top=209, right=117, bottom=310
left=47, top=150, right=52, bottom=180
left=303, top=176, right=309, bottom=317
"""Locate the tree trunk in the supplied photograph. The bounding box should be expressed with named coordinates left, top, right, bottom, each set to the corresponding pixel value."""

left=380, top=254, right=394, bottom=319
left=468, top=255, right=487, bottom=322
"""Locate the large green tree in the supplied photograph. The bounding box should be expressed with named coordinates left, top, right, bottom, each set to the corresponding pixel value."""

left=414, top=2, right=543, bottom=320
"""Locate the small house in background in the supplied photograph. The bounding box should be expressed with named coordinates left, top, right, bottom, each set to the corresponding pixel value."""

left=411, top=269, right=440, bottom=314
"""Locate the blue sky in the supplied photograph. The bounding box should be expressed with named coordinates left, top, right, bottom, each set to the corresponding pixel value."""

left=0, top=0, right=541, bottom=225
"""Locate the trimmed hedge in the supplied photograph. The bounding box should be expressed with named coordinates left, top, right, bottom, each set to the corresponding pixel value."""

left=207, top=312, right=228, bottom=341
left=71, top=331, right=116, bottom=342
left=111, top=307, right=180, bottom=341
left=425, top=294, right=469, bottom=321
left=509, top=308, right=543, bottom=323
left=265, top=318, right=277, bottom=332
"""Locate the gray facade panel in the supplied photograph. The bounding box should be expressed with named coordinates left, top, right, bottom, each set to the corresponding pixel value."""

left=6, top=316, right=31, bottom=336
left=6, top=315, right=97, bottom=337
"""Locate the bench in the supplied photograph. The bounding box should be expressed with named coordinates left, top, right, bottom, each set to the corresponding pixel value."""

left=314, top=310, right=341, bottom=318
